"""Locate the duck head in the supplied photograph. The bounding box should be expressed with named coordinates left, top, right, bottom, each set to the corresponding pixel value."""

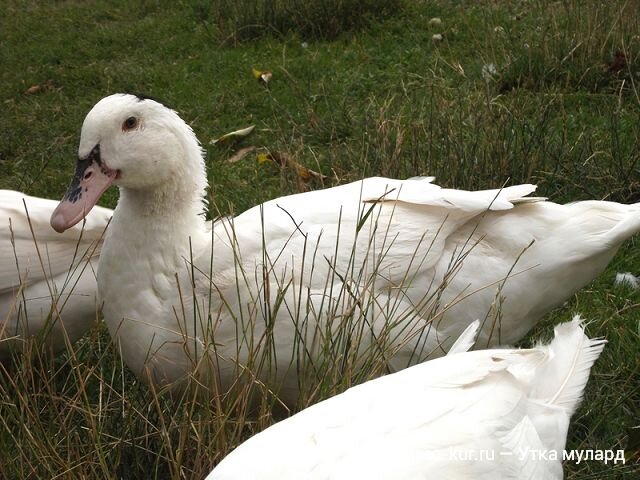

left=51, top=93, right=205, bottom=232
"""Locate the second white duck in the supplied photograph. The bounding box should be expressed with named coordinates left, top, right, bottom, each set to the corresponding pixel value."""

left=1, top=190, right=111, bottom=358
left=207, top=317, right=605, bottom=480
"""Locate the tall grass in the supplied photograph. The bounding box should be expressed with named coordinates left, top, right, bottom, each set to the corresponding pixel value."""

left=340, top=90, right=640, bottom=201
left=194, top=0, right=404, bottom=43
left=0, top=201, right=494, bottom=478
left=498, top=0, right=640, bottom=94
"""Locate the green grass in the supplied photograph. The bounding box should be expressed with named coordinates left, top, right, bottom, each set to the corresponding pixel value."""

left=1, top=0, right=639, bottom=478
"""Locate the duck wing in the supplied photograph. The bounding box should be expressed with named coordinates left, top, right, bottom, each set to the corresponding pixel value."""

left=0, top=190, right=111, bottom=295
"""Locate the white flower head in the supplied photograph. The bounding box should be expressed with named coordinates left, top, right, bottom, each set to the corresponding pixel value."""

left=615, top=272, right=639, bottom=289
left=481, top=63, right=498, bottom=81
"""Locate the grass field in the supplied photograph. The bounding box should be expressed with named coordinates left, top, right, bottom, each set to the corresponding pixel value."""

left=1, top=0, right=639, bottom=478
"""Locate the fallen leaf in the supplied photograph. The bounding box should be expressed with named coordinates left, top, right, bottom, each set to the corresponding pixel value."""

left=24, top=79, right=55, bottom=95
left=210, top=125, right=255, bottom=145
left=227, top=146, right=256, bottom=163
left=258, top=151, right=326, bottom=181
left=252, top=67, right=272, bottom=85
left=257, top=152, right=271, bottom=164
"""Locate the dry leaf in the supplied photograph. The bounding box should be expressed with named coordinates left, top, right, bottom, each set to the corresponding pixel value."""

left=258, top=151, right=326, bottom=181
left=24, top=79, right=54, bottom=95
left=227, top=146, right=256, bottom=163
left=210, top=125, right=255, bottom=145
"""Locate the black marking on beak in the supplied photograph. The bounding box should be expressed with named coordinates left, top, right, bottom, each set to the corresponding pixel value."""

left=65, top=144, right=101, bottom=203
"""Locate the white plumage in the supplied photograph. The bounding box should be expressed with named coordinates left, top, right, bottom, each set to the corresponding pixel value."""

left=207, top=317, right=605, bottom=480
left=0, top=190, right=111, bottom=357
left=50, top=94, right=639, bottom=403
left=615, top=272, right=639, bottom=289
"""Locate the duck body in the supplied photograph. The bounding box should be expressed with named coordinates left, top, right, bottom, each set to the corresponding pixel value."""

left=207, top=317, right=605, bottom=480
left=97, top=175, right=539, bottom=392
left=424, top=199, right=640, bottom=352
left=50, top=94, right=639, bottom=399
left=0, top=190, right=111, bottom=357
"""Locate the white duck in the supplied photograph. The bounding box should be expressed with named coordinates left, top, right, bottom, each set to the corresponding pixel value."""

left=0, top=190, right=111, bottom=358
left=207, top=317, right=605, bottom=480
left=49, top=94, right=638, bottom=401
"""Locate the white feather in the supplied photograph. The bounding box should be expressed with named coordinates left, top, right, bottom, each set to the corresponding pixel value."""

left=530, top=315, right=606, bottom=413
left=615, top=272, right=639, bottom=289
left=447, top=319, right=480, bottom=355
left=207, top=318, right=605, bottom=479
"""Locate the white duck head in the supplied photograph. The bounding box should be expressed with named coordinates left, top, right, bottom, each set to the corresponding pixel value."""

left=51, top=93, right=207, bottom=232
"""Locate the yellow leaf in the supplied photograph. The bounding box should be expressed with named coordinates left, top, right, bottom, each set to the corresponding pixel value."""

left=252, top=68, right=272, bottom=84
left=257, top=153, right=272, bottom=164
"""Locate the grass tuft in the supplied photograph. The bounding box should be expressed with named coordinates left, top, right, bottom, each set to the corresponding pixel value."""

left=194, top=0, right=404, bottom=43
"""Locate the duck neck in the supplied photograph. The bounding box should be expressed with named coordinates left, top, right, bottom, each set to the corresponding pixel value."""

left=120, top=183, right=205, bottom=226
left=109, top=126, right=210, bottom=254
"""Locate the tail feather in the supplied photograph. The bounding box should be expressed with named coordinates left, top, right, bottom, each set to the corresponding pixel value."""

left=530, top=315, right=606, bottom=414
left=602, top=203, right=640, bottom=248
left=511, top=196, right=547, bottom=204
left=437, top=184, right=538, bottom=212
left=447, top=320, right=480, bottom=355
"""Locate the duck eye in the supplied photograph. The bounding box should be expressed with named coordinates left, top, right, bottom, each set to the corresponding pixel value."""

left=122, top=116, right=138, bottom=131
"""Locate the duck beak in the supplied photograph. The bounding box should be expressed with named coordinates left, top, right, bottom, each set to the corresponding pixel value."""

left=50, top=144, right=117, bottom=233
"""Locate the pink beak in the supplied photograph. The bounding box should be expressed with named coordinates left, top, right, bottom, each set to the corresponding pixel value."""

left=50, top=145, right=117, bottom=233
